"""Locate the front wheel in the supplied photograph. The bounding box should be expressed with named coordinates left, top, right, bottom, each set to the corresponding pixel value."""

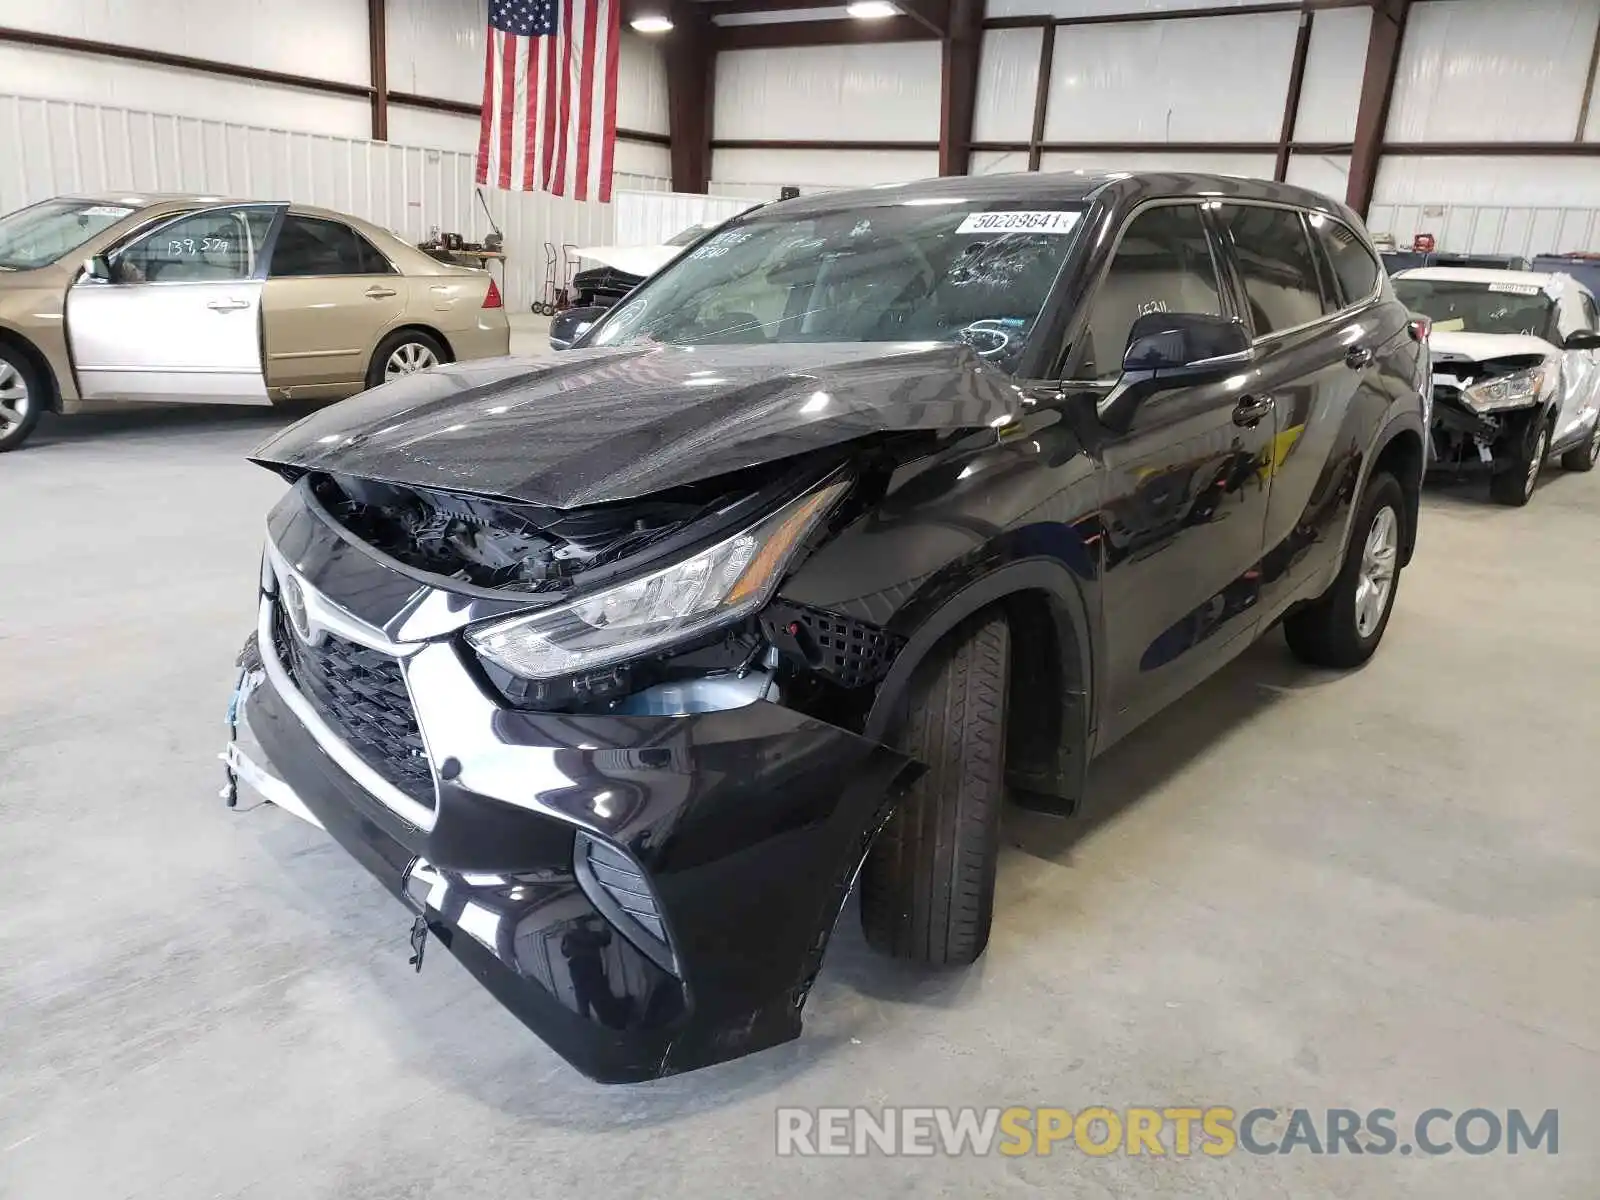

left=0, top=347, right=43, bottom=452
left=1284, top=471, right=1405, bottom=669
left=859, top=612, right=1009, bottom=967
left=1490, top=417, right=1548, bottom=506
left=366, top=330, right=448, bottom=389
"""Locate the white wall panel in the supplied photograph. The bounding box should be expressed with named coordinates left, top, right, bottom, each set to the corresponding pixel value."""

left=1284, top=154, right=1351, bottom=202
left=386, top=0, right=485, bottom=105
left=971, top=149, right=1033, bottom=176
left=388, top=108, right=481, bottom=153
left=0, top=44, right=371, bottom=137
left=0, top=0, right=370, bottom=85
left=1374, top=156, right=1600, bottom=207
left=1368, top=157, right=1600, bottom=257
left=1387, top=0, right=1600, bottom=143
left=1045, top=13, right=1299, bottom=142
left=618, top=30, right=670, bottom=136
left=714, top=44, right=941, bottom=142
left=974, top=27, right=1043, bottom=144
left=611, top=192, right=759, bottom=246
left=1293, top=7, right=1369, bottom=144
left=614, top=140, right=674, bottom=179
left=0, top=93, right=670, bottom=314
left=990, top=0, right=1296, bottom=16
left=711, top=148, right=939, bottom=194
left=1038, top=150, right=1277, bottom=177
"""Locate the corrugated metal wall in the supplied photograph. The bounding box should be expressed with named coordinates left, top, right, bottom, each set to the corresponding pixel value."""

left=0, top=92, right=671, bottom=312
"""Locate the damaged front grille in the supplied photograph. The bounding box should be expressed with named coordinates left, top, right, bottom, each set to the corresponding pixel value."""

left=272, top=602, right=435, bottom=808
left=310, top=473, right=709, bottom=594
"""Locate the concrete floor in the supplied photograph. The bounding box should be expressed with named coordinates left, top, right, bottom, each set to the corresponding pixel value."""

left=3, top=355, right=1597, bottom=1196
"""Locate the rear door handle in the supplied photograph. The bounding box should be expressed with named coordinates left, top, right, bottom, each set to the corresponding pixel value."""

left=1232, top=395, right=1275, bottom=428
left=365, top=286, right=398, bottom=299
left=1346, top=346, right=1375, bottom=370
left=206, top=298, right=250, bottom=312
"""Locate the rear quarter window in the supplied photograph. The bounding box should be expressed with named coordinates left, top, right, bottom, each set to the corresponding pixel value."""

left=1312, top=218, right=1381, bottom=309
left=1216, top=204, right=1330, bottom=336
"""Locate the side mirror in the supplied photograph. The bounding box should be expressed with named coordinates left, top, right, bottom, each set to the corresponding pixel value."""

left=1563, top=328, right=1600, bottom=351
left=1101, top=312, right=1252, bottom=430
left=549, top=305, right=607, bottom=351
left=82, top=255, right=113, bottom=283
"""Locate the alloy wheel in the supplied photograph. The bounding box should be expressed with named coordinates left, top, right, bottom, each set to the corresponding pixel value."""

left=385, top=342, right=440, bottom=379
left=1525, top=426, right=1548, bottom=499
left=0, top=357, right=30, bottom=433
left=1354, top=505, right=1399, bottom=640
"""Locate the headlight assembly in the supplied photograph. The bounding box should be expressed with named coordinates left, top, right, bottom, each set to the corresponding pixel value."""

left=1461, top=367, right=1547, bottom=413
left=467, top=480, right=849, bottom=680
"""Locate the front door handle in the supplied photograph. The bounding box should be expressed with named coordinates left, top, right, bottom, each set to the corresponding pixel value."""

left=206, top=298, right=250, bottom=312
left=1345, top=345, right=1375, bottom=370
left=365, top=286, right=398, bottom=299
left=1232, top=394, right=1274, bottom=428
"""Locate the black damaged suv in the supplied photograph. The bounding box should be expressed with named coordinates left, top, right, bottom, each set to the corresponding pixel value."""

left=227, top=172, right=1427, bottom=1082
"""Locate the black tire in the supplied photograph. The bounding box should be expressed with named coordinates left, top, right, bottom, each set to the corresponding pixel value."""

left=1560, top=416, right=1600, bottom=472
left=1284, top=471, right=1405, bottom=670
left=0, top=344, right=45, bottom=453
left=1489, top=415, right=1549, bottom=506
left=365, top=329, right=449, bottom=390
left=859, top=612, right=1009, bottom=967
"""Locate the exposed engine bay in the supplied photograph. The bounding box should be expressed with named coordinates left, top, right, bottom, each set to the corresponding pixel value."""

left=310, top=473, right=717, bottom=592
left=1428, top=352, right=1548, bottom=469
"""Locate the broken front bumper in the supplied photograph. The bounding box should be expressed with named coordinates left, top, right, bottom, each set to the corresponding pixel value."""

left=225, top=596, right=915, bottom=1083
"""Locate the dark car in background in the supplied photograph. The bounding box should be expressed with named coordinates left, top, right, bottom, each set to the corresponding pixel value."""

left=225, top=172, right=1427, bottom=1082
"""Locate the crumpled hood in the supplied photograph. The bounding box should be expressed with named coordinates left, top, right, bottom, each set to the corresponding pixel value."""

left=1429, top=330, right=1559, bottom=365
left=251, top=341, right=1017, bottom=508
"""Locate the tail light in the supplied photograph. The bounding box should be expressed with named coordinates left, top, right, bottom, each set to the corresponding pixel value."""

left=1408, top=315, right=1431, bottom=343
left=482, top=278, right=503, bottom=309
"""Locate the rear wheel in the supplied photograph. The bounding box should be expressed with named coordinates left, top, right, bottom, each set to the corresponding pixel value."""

left=1284, top=471, right=1404, bottom=669
left=1560, top=415, right=1600, bottom=472
left=1490, top=417, right=1548, bottom=506
left=859, top=612, right=1009, bottom=967
left=0, top=346, right=43, bottom=453
left=366, top=330, right=448, bottom=389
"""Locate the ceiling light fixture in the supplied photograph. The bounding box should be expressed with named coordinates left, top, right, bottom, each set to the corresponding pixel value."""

left=630, top=13, right=673, bottom=32
left=846, top=1, right=899, bottom=18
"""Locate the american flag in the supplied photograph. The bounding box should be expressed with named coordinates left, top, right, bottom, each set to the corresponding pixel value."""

left=477, top=0, right=621, bottom=202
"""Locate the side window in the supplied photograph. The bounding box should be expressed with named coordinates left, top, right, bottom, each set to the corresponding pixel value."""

left=269, top=216, right=394, bottom=278
left=1582, top=292, right=1599, bottom=332
left=1070, top=204, right=1224, bottom=381
left=1217, top=204, right=1330, bottom=336
left=1311, top=217, right=1381, bottom=309
left=112, top=207, right=275, bottom=284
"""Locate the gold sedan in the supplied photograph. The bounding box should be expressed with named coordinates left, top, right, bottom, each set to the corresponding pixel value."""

left=0, top=194, right=510, bottom=451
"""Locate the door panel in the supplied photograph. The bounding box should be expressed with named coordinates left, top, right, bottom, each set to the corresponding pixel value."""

left=1097, top=383, right=1276, bottom=744
left=69, top=280, right=269, bottom=403
left=262, top=215, right=404, bottom=396
left=263, top=277, right=402, bottom=394
left=1064, top=201, right=1273, bottom=745
left=67, top=205, right=278, bottom=404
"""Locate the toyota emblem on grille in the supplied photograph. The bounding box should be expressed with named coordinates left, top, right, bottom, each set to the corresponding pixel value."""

left=282, top=575, right=313, bottom=644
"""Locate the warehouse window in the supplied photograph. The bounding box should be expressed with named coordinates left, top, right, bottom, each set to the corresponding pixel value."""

left=1070, top=203, right=1224, bottom=382
left=1216, top=205, right=1330, bottom=335
left=112, top=207, right=276, bottom=283
left=269, top=216, right=393, bottom=277
left=1311, top=217, right=1380, bottom=309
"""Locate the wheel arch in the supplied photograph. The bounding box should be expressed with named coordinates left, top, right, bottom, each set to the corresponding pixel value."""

left=380, top=322, right=456, bottom=363
left=1369, top=423, right=1424, bottom=566
left=0, top=324, right=63, bottom=413
left=863, top=559, right=1095, bottom=816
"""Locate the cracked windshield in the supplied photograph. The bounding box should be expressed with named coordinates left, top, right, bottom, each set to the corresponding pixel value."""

left=589, top=203, right=1087, bottom=372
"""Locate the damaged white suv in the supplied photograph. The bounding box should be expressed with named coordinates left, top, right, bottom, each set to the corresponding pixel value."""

left=1394, top=266, right=1600, bottom=505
